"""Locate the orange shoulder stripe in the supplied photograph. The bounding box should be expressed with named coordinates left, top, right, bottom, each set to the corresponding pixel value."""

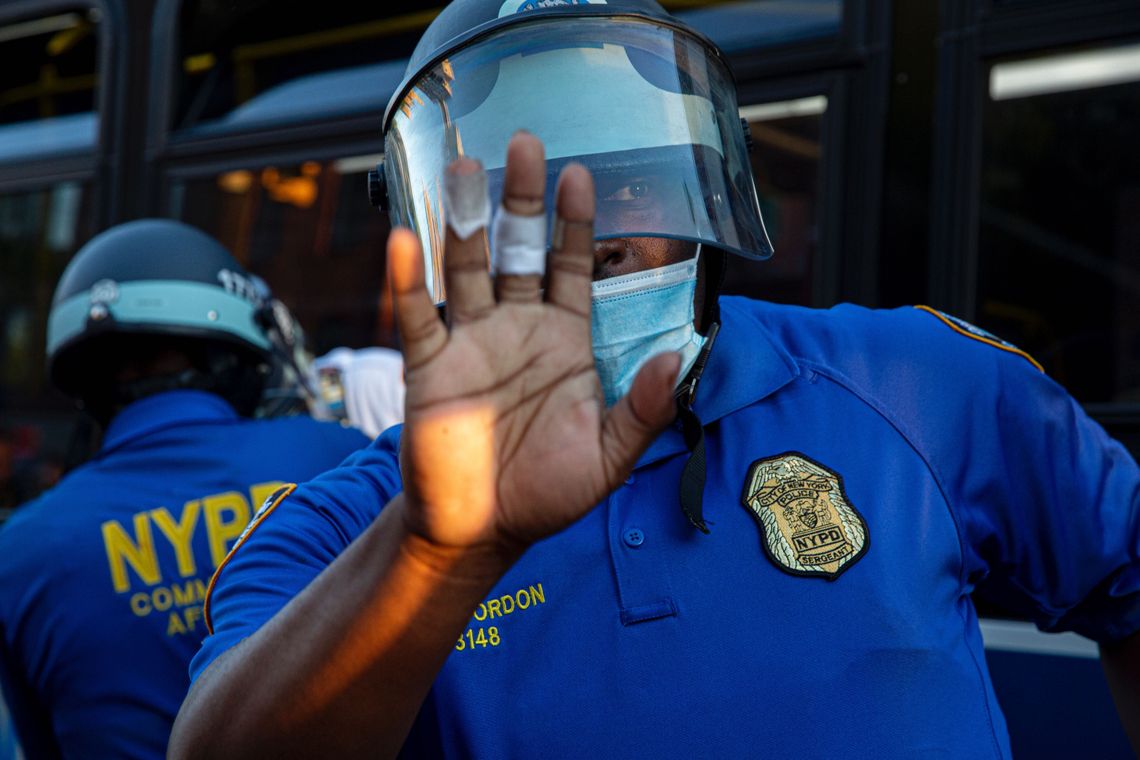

left=203, top=483, right=297, bottom=635
left=914, top=305, right=1044, bottom=373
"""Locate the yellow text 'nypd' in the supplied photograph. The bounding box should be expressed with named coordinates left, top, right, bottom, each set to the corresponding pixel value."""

left=100, top=481, right=284, bottom=637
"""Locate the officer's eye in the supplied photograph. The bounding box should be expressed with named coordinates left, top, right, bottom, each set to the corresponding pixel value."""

left=604, top=180, right=651, bottom=202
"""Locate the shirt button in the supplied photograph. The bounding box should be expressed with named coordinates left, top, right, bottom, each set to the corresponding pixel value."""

left=625, top=474, right=636, bottom=485
left=623, top=528, right=645, bottom=548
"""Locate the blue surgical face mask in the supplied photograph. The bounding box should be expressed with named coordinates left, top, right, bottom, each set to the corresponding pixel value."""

left=590, top=250, right=707, bottom=407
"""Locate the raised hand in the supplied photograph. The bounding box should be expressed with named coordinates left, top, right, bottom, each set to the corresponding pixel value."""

left=389, top=132, right=679, bottom=554
left=169, top=133, right=680, bottom=760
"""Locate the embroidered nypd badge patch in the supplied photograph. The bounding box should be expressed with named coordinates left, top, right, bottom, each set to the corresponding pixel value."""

left=741, top=453, right=868, bottom=579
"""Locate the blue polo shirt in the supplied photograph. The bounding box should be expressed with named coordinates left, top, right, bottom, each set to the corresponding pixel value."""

left=0, top=391, right=368, bottom=759
left=194, top=297, right=1140, bottom=758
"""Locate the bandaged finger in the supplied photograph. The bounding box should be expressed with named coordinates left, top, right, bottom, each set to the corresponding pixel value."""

left=444, top=167, right=492, bottom=241
left=491, top=207, right=547, bottom=275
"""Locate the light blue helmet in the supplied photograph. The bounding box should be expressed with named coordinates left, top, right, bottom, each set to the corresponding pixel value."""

left=47, top=219, right=307, bottom=419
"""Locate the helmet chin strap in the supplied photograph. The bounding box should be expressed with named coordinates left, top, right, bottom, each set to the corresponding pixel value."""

left=673, top=242, right=725, bottom=534
left=674, top=321, right=719, bottom=534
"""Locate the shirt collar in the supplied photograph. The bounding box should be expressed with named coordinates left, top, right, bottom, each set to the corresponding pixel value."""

left=100, top=390, right=239, bottom=455
left=635, top=296, right=800, bottom=469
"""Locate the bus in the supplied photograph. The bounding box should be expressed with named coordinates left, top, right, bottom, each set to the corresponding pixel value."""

left=0, top=0, right=1137, bottom=756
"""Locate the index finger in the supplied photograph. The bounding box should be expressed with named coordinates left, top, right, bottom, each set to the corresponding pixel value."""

left=389, top=227, right=448, bottom=370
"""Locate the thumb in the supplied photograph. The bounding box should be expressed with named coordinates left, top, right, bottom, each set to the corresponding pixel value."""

left=599, top=352, right=681, bottom=485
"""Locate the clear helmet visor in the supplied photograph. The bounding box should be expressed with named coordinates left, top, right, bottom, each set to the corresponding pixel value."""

left=384, top=16, right=772, bottom=302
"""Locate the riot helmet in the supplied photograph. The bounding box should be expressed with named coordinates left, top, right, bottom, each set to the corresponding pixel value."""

left=47, top=219, right=310, bottom=424
left=374, top=0, right=771, bottom=302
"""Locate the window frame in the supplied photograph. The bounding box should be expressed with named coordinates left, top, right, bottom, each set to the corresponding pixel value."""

left=147, top=0, right=889, bottom=293
left=737, top=74, right=845, bottom=308
left=930, top=0, right=1140, bottom=432
left=734, top=0, right=890, bottom=307
left=0, top=2, right=121, bottom=484
left=719, top=0, right=874, bottom=82
left=0, top=0, right=124, bottom=226
left=147, top=0, right=410, bottom=167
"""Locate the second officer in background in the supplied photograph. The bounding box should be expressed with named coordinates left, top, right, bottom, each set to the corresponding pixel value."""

left=0, top=219, right=369, bottom=759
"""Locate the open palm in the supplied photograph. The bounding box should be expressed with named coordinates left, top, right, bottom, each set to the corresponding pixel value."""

left=390, top=133, right=679, bottom=553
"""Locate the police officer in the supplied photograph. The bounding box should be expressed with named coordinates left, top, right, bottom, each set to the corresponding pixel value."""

left=170, top=2, right=1140, bottom=758
left=0, top=219, right=369, bottom=758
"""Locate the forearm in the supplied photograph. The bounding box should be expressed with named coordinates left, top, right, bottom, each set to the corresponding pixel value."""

left=1101, top=629, right=1140, bottom=756
left=168, top=493, right=518, bottom=760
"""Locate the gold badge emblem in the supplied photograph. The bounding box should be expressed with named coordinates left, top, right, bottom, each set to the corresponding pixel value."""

left=741, top=453, right=868, bottom=579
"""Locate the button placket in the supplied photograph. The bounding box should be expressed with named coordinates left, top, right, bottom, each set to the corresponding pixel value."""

left=607, top=470, right=677, bottom=626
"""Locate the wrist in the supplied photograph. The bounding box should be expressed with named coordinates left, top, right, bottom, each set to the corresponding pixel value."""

left=390, top=493, right=523, bottom=586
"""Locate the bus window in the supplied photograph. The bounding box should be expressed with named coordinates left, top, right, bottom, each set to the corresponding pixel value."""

left=172, top=156, right=396, bottom=355
left=173, top=2, right=443, bottom=133
left=0, top=183, right=96, bottom=515
left=0, top=9, right=102, bottom=515
left=0, top=9, right=100, bottom=161
left=727, top=96, right=827, bottom=306
left=671, top=0, right=842, bottom=54
left=169, top=1, right=843, bottom=137
left=980, top=40, right=1140, bottom=406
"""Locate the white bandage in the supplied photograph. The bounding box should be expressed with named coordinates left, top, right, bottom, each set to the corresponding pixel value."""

left=443, top=168, right=492, bottom=241
left=491, top=206, right=547, bottom=275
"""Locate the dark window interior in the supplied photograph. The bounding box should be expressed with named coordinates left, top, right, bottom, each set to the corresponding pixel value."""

left=726, top=100, right=826, bottom=305
left=0, top=9, right=99, bottom=127
left=0, top=183, right=96, bottom=512
left=174, top=159, right=396, bottom=356
left=979, top=44, right=1140, bottom=407
left=174, top=1, right=446, bottom=129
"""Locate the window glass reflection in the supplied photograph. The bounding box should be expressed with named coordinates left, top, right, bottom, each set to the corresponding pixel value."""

left=0, top=9, right=100, bottom=162
left=980, top=42, right=1140, bottom=405
left=0, top=184, right=95, bottom=515
left=671, top=0, right=842, bottom=55
left=175, top=2, right=442, bottom=132
left=726, top=96, right=826, bottom=305
left=173, top=1, right=842, bottom=135
left=174, top=159, right=396, bottom=356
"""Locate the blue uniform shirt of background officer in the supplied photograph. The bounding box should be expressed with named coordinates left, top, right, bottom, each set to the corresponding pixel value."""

left=0, top=220, right=369, bottom=759
left=170, top=1, right=1140, bottom=758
